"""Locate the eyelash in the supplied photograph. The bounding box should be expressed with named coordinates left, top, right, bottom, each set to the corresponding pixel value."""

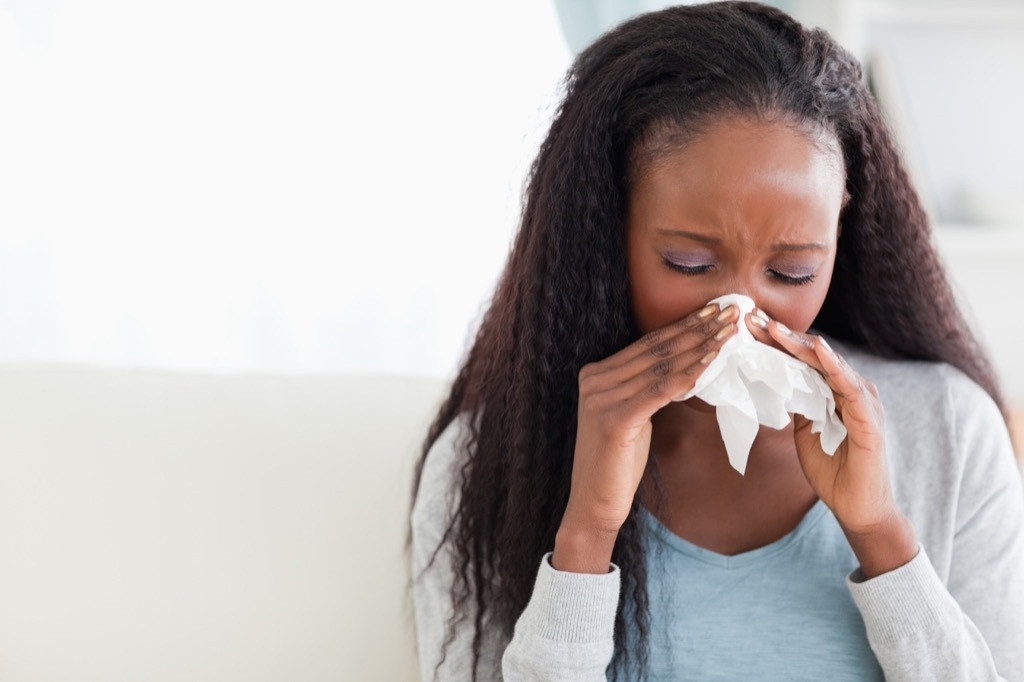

left=662, top=260, right=713, bottom=276
left=770, top=271, right=816, bottom=286
left=661, top=258, right=817, bottom=286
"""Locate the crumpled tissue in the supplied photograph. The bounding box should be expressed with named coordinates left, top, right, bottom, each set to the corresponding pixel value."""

left=673, top=293, right=847, bottom=475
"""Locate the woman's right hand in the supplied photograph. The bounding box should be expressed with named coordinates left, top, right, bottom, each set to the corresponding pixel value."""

left=551, top=302, right=739, bottom=573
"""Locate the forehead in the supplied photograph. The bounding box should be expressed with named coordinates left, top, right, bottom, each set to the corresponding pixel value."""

left=628, top=117, right=846, bottom=244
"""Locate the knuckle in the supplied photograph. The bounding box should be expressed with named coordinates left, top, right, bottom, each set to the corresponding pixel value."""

left=649, top=339, right=672, bottom=358
left=651, top=359, right=672, bottom=376
left=647, top=378, right=667, bottom=397
left=577, top=395, right=596, bottom=420
left=578, top=371, right=600, bottom=396
left=582, top=388, right=604, bottom=412
left=578, top=363, right=595, bottom=382
left=578, top=390, right=596, bottom=411
left=682, top=313, right=704, bottom=330
left=640, top=329, right=661, bottom=349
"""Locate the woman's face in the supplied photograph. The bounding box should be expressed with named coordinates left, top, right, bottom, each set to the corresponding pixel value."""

left=626, top=116, right=846, bottom=336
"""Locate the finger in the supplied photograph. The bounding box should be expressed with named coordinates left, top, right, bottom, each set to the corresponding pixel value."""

left=613, top=322, right=739, bottom=415
left=767, top=320, right=827, bottom=374
left=745, top=308, right=784, bottom=351
left=758, top=327, right=859, bottom=420
left=806, top=338, right=880, bottom=437
left=604, top=303, right=738, bottom=375
left=582, top=316, right=735, bottom=406
left=796, top=340, right=886, bottom=459
left=813, top=337, right=871, bottom=408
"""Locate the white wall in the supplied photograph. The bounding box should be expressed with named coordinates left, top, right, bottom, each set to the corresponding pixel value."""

left=0, top=0, right=570, bottom=378
left=935, top=229, right=1024, bottom=404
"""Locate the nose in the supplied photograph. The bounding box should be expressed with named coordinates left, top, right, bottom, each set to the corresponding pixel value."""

left=717, top=277, right=763, bottom=311
left=712, top=276, right=773, bottom=324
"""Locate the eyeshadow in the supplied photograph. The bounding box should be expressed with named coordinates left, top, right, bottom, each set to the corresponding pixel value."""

left=663, top=250, right=715, bottom=267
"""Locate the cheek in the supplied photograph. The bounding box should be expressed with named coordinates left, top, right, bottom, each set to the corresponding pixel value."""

left=628, top=252, right=710, bottom=335
left=762, top=261, right=835, bottom=333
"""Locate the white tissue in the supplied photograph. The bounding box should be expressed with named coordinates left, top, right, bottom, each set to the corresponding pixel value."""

left=673, top=293, right=847, bottom=475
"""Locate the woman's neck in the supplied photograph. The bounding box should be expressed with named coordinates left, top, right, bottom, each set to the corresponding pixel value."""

left=647, top=398, right=798, bottom=484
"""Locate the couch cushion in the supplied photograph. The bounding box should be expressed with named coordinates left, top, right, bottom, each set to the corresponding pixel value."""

left=0, top=363, right=448, bottom=681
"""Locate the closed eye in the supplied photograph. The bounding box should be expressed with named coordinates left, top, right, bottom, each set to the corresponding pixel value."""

left=768, top=270, right=816, bottom=286
left=662, top=257, right=714, bottom=275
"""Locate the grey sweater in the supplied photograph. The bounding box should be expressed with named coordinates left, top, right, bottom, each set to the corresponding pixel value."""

left=411, top=342, right=1024, bottom=680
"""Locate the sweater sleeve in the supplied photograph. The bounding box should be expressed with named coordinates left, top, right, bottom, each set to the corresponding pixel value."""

left=844, top=376, right=1024, bottom=681
left=501, top=553, right=621, bottom=681
left=410, top=417, right=622, bottom=681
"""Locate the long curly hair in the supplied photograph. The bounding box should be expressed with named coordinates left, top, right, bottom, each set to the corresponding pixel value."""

left=408, top=2, right=1004, bottom=679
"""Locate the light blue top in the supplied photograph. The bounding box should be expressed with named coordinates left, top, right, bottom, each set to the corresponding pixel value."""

left=626, top=499, right=884, bottom=680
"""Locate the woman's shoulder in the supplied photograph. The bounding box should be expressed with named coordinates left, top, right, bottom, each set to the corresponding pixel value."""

left=824, top=335, right=1011, bottom=483
left=824, top=338, right=1019, bottom=569
left=824, top=335, right=998, bottom=421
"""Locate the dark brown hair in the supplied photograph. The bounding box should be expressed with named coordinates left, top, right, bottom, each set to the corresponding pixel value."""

left=408, top=2, right=1004, bottom=679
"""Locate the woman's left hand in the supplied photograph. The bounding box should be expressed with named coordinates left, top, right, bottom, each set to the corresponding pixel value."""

left=745, top=309, right=919, bottom=576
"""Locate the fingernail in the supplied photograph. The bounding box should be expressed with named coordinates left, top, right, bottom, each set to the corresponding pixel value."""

left=715, top=306, right=734, bottom=322
left=714, top=324, right=734, bottom=341
left=775, top=321, right=791, bottom=335
left=700, top=350, right=717, bottom=365
left=698, top=304, right=717, bottom=318
left=750, top=310, right=768, bottom=329
left=819, top=337, right=833, bottom=353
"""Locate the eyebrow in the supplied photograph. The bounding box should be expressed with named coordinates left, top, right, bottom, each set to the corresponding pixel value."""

left=654, top=228, right=829, bottom=252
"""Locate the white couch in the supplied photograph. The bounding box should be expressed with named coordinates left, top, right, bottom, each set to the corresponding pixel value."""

left=0, top=363, right=449, bottom=682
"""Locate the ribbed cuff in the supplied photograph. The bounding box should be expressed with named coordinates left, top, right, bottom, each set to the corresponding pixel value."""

left=518, top=552, right=621, bottom=643
left=846, top=544, right=959, bottom=644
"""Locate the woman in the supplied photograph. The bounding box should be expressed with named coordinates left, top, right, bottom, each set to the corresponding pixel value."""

left=408, top=2, right=1024, bottom=680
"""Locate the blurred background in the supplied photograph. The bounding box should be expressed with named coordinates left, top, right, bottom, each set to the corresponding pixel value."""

left=1, top=0, right=1022, bottom=395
